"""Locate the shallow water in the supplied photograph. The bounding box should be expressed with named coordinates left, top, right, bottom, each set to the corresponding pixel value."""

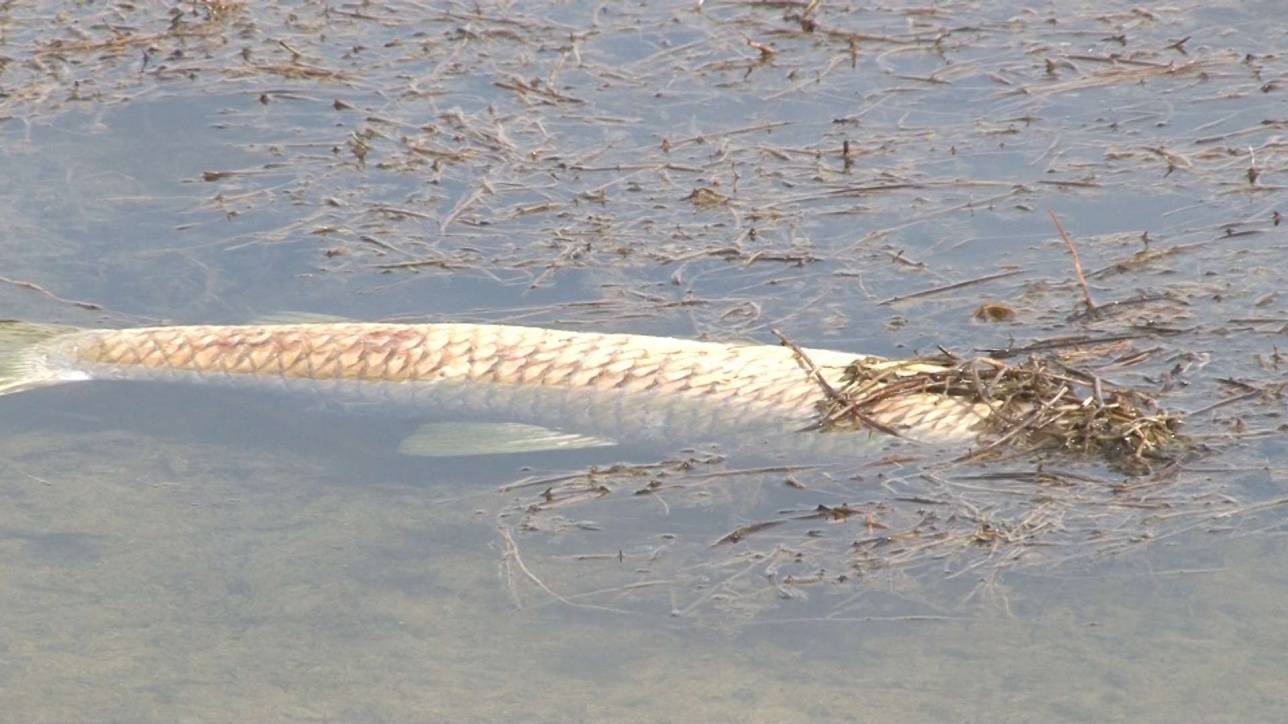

left=1, top=1, right=1286, bottom=721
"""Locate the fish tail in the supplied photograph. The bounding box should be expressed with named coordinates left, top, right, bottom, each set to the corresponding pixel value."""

left=0, top=321, right=84, bottom=396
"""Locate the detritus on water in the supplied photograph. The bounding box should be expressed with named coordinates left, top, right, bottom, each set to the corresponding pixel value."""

left=818, top=353, right=1184, bottom=473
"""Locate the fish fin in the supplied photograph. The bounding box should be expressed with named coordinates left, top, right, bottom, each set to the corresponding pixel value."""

left=397, top=422, right=617, bottom=457
left=0, top=321, right=82, bottom=396
left=249, top=311, right=357, bottom=325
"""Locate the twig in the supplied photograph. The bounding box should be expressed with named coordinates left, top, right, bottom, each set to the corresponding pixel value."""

left=876, top=269, right=1025, bottom=306
left=1186, top=388, right=1272, bottom=417
left=771, top=328, right=902, bottom=436
left=0, top=275, right=102, bottom=311
left=771, top=328, right=841, bottom=399
left=1049, top=211, right=1096, bottom=314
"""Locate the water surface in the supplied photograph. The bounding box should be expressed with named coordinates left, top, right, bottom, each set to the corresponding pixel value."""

left=1, top=1, right=1286, bottom=721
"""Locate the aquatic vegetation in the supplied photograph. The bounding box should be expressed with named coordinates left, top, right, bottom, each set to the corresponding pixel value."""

left=823, top=353, right=1183, bottom=473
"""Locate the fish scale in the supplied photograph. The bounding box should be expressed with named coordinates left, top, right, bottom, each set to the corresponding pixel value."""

left=0, top=321, right=992, bottom=448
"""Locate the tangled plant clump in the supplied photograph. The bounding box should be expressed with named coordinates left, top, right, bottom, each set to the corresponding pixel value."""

left=821, top=354, right=1185, bottom=472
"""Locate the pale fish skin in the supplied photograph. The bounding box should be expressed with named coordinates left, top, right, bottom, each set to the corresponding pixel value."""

left=0, top=321, right=991, bottom=453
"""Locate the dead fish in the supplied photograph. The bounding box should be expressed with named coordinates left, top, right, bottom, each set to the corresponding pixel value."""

left=0, top=321, right=989, bottom=456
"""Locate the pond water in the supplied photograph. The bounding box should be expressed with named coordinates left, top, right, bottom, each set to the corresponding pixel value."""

left=1, top=1, right=1286, bottom=720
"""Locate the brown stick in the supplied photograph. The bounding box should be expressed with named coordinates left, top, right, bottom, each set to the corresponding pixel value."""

left=876, top=269, right=1025, bottom=306
left=0, top=275, right=102, bottom=311
left=1049, top=211, right=1096, bottom=314
left=771, top=328, right=903, bottom=437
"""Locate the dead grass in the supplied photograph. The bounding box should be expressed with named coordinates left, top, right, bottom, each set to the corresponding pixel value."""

left=822, top=353, right=1183, bottom=473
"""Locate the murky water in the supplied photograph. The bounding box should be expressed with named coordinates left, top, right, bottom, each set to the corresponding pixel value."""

left=1, top=2, right=1286, bottom=721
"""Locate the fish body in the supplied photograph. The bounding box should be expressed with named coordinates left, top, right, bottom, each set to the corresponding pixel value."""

left=0, top=321, right=990, bottom=452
